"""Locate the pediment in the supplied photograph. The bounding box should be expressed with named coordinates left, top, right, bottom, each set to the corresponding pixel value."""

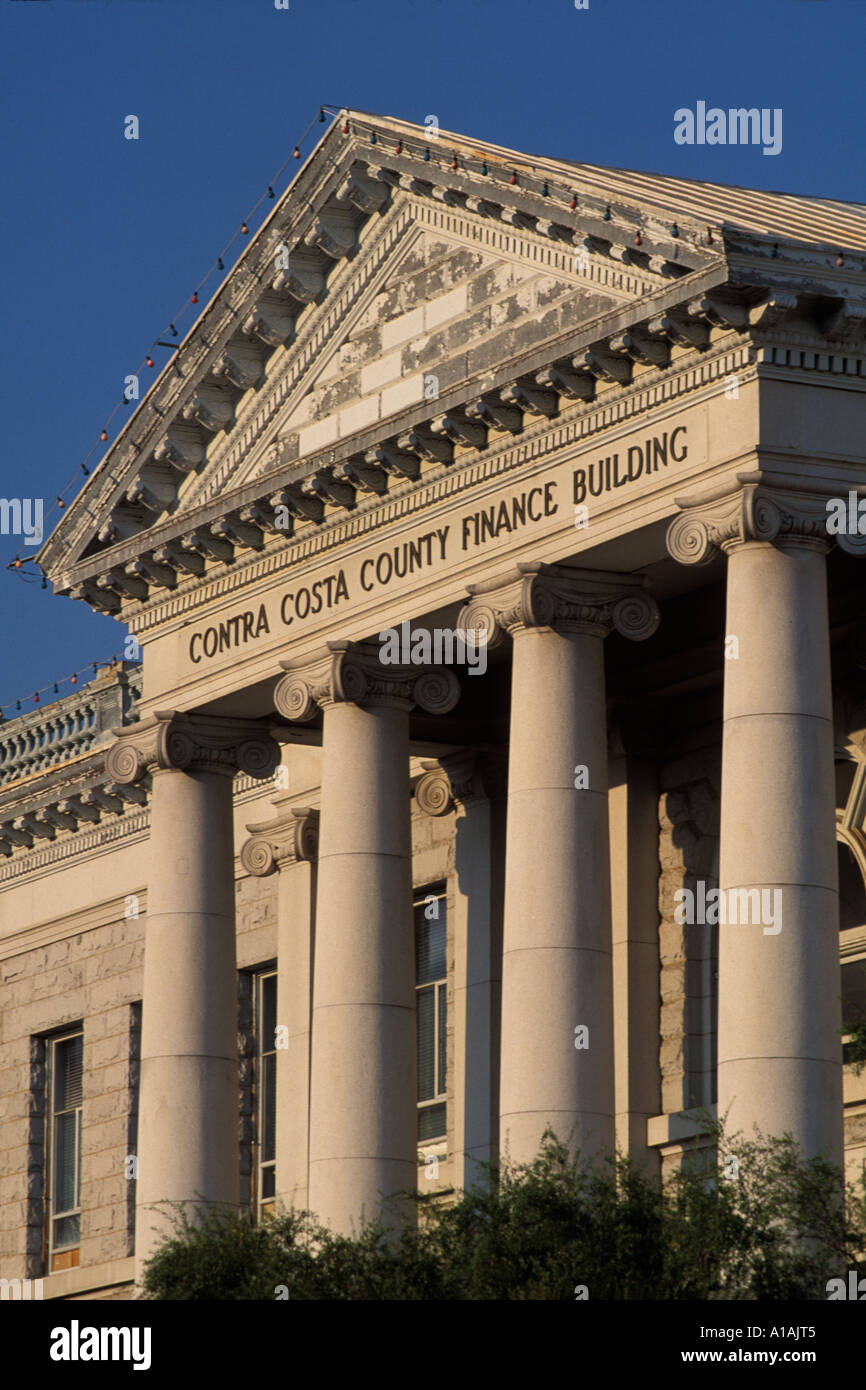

left=42, top=111, right=806, bottom=610
left=190, top=213, right=648, bottom=508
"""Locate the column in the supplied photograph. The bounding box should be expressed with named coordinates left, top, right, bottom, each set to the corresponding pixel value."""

left=241, top=801, right=319, bottom=1212
left=461, top=563, right=659, bottom=1166
left=608, top=735, right=662, bottom=1176
left=415, top=750, right=505, bottom=1192
left=668, top=478, right=843, bottom=1163
left=275, top=641, right=460, bottom=1233
left=106, top=711, right=279, bottom=1277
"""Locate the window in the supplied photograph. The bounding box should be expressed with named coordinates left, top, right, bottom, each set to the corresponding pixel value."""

left=842, top=959, right=866, bottom=1029
left=47, top=1029, right=83, bottom=1270
left=415, top=888, right=447, bottom=1141
left=254, top=971, right=277, bottom=1215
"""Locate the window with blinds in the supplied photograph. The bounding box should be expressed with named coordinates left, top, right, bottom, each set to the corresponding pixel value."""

left=48, top=1029, right=83, bottom=1268
left=254, top=971, right=277, bottom=1215
left=415, top=889, right=447, bottom=1142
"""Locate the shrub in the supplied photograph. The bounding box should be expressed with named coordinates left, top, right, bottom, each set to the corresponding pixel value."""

left=141, top=1123, right=866, bottom=1300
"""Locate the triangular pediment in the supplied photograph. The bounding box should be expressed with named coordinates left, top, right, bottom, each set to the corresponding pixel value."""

left=188, top=211, right=649, bottom=510
left=42, top=110, right=861, bottom=609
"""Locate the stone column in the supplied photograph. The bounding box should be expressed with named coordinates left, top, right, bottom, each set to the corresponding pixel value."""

left=461, top=564, right=659, bottom=1166
left=667, top=476, right=846, bottom=1163
left=106, top=711, right=279, bottom=1277
left=608, top=730, right=662, bottom=1177
left=275, top=642, right=459, bottom=1233
left=241, top=802, right=319, bottom=1213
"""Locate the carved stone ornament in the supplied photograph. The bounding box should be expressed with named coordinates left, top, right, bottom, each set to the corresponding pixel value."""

left=666, top=472, right=841, bottom=566
left=104, top=710, right=281, bottom=783
left=457, top=562, right=660, bottom=648
left=274, top=640, right=461, bottom=722
left=414, top=749, right=494, bottom=816
left=240, top=806, right=319, bottom=876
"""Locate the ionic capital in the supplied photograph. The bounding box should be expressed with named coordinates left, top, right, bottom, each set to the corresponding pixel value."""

left=458, top=562, right=659, bottom=646
left=240, top=805, right=319, bottom=876
left=274, top=639, right=461, bottom=721
left=666, top=473, right=836, bottom=566
left=415, top=748, right=497, bottom=816
left=105, top=710, right=281, bottom=783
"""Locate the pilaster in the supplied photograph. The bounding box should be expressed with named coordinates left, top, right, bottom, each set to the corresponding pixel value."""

left=241, top=802, right=319, bottom=1214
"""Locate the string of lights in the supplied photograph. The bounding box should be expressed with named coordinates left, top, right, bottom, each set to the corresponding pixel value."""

left=6, top=102, right=343, bottom=578
left=0, top=653, right=140, bottom=721
left=5, top=111, right=689, bottom=584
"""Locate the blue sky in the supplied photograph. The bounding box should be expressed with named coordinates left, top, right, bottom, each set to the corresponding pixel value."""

left=1, top=0, right=864, bottom=715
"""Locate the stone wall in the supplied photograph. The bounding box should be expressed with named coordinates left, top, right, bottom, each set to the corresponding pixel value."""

left=0, top=917, right=144, bottom=1278
left=657, top=747, right=721, bottom=1118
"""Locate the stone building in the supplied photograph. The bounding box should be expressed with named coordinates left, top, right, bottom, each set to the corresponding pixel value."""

left=2, top=112, right=866, bottom=1300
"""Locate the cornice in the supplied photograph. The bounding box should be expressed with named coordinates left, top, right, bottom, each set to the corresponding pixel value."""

left=53, top=299, right=866, bottom=628
left=49, top=248, right=735, bottom=612
left=192, top=201, right=419, bottom=508
left=0, top=806, right=151, bottom=884
left=37, top=125, right=371, bottom=576
left=101, top=326, right=756, bottom=637
left=40, top=123, right=727, bottom=593
left=40, top=113, right=866, bottom=629
left=0, top=892, right=147, bottom=962
left=0, top=767, right=282, bottom=876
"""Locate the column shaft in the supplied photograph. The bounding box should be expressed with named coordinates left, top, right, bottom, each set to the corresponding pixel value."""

left=308, top=701, right=416, bottom=1231
left=135, top=767, right=239, bottom=1271
left=275, top=854, right=315, bottom=1212
left=500, top=626, right=615, bottom=1162
left=719, top=541, right=842, bottom=1161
